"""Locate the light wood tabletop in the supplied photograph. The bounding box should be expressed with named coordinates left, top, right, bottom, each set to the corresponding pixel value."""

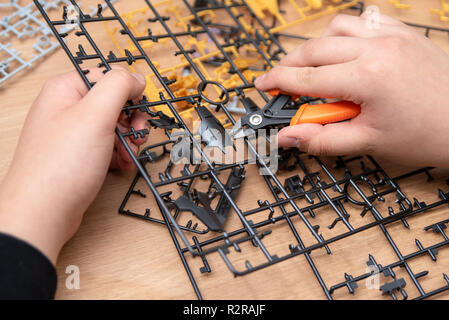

left=2, top=0, right=449, bottom=300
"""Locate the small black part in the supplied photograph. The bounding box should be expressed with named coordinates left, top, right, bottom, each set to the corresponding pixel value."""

left=241, top=97, right=260, bottom=114
left=148, top=112, right=180, bottom=130
left=213, top=167, right=245, bottom=226
left=344, top=273, right=358, bottom=294
left=424, top=220, right=448, bottom=234
left=380, top=278, right=406, bottom=296
left=284, top=175, right=302, bottom=194
left=174, top=192, right=223, bottom=232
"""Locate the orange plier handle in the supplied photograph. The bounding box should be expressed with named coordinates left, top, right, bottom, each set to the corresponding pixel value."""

left=267, top=89, right=361, bottom=126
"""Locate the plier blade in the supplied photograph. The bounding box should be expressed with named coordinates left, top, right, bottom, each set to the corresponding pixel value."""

left=229, top=118, right=256, bottom=139
left=230, top=92, right=299, bottom=139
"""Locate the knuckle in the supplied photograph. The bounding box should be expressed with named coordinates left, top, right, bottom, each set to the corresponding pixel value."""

left=384, top=36, right=408, bottom=49
left=364, top=141, right=377, bottom=155
left=267, top=67, right=282, bottom=84
left=279, top=49, right=298, bottom=65
left=43, top=75, right=67, bottom=92
left=356, top=57, right=383, bottom=79
left=327, top=14, right=348, bottom=31
left=303, top=136, right=329, bottom=156
left=108, top=68, right=134, bottom=84
left=297, top=135, right=312, bottom=153
left=300, top=38, right=319, bottom=57
left=42, top=78, right=56, bottom=91
left=397, top=27, right=419, bottom=41
left=298, top=134, right=322, bottom=156
left=356, top=36, right=409, bottom=83
left=362, top=129, right=379, bottom=155
left=296, top=67, right=314, bottom=87
left=376, top=36, right=407, bottom=55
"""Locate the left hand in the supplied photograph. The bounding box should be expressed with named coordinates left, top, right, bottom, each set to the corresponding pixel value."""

left=0, top=67, right=147, bottom=264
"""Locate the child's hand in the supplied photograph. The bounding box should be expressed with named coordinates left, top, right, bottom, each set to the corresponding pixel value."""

left=255, top=13, right=449, bottom=168
left=0, top=67, right=147, bottom=263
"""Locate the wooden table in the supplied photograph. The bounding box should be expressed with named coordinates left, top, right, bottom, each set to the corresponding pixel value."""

left=2, top=0, right=449, bottom=300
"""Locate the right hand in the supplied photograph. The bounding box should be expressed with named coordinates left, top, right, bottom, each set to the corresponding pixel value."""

left=255, top=12, right=449, bottom=168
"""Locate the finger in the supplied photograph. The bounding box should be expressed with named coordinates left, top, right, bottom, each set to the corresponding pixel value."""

left=255, top=63, right=359, bottom=101
left=111, top=134, right=138, bottom=171
left=110, top=148, right=136, bottom=171
left=77, top=68, right=146, bottom=133
left=279, top=37, right=368, bottom=68
left=116, top=135, right=138, bottom=171
left=321, top=14, right=411, bottom=38
left=36, top=66, right=138, bottom=111
left=129, top=110, right=150, bottom=146
left=278, top=122, right=373, bottom=156
left=110, top=148, right=120, bottom=170
left=36, top=68, right=107, bottom=110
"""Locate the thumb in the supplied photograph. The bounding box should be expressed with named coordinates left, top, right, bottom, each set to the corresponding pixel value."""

left=76, top=69, right=146, bottom=132
left=278, top=122, right=373, bottom=156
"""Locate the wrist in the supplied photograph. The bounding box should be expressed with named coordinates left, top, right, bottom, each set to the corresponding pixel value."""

left=0, top=174, right=81, bottom=265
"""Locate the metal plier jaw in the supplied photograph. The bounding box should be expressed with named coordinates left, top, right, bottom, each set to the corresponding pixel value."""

left=230, top=90, right=361, bottom=139
left=230, top=94, right=298, bottom=139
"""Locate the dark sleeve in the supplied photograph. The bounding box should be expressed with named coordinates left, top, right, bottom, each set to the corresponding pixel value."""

left=0, top=232, right=57, bottom=300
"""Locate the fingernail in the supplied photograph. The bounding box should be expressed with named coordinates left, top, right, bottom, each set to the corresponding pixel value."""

left=131, top=73, right=146, bottom=85
left=278, top=136, right=300, bottom=148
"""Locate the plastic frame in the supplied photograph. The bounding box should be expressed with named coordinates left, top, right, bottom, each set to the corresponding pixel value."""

left=0, top=0, right=117, bottom=86
left=35, top=0, right=449, bottom=300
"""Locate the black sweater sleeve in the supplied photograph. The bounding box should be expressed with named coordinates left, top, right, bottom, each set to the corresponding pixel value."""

left=0, top=233, right=57, bottom=299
